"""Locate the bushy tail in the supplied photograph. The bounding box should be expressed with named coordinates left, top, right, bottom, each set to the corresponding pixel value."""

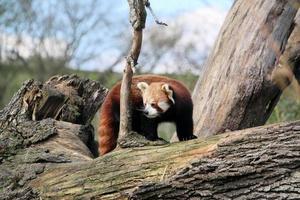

left=98, top=101, right=119, bottom=155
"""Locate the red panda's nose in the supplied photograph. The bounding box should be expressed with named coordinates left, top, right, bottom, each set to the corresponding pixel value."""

left=144, top=110, right=149, bottom=115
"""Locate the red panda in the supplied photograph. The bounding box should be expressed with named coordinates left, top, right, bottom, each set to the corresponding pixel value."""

left=98, top=75, right=196, bottom=155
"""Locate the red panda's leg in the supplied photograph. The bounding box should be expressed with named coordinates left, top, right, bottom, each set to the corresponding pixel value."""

left=176, top=109, right=196, bottom=141
left=144, top=123, right=159, bottom=141
left=140, top=116, right=159, bottom=141
left=98, top=102, right=119, bottom=155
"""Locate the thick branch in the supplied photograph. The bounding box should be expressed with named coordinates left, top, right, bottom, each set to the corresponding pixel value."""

left=29, top=120, right=300, bottom=199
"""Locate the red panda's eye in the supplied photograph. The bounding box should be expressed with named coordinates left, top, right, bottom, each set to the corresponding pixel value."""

left=150, top=103, right=156, bottom=107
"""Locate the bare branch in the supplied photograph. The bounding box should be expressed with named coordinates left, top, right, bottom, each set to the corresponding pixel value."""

left=145, top=0, right=168, bottom=26
left=118, top=0, right=147, bottom=145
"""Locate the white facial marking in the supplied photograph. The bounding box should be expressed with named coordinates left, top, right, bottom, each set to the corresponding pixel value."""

left=144, top=103, right=159, bottom=118
left=158, top=102, right=170, bottom=112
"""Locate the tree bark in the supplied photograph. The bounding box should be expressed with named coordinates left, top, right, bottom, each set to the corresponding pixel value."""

left=192, top=0, right=299, bottom=137
left=0, top=75, right=107, bottom=199
left=118, top=0, right=146, bottom=144
left=29, top=120, right=300, bottom=199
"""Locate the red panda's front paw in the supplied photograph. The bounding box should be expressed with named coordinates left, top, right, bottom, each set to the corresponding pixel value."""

left=190, top=135, right=197, bottom=140
left=179, top=134, right=197, bottom=141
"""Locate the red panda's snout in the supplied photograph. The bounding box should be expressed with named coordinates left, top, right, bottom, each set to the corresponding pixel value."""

left=142, top=101, right=171, bottom=118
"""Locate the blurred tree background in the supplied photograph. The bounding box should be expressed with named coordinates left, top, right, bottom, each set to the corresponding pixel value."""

left=0, top=0, right=299, bottom=133
left=0, top=0, right=126, bottom=107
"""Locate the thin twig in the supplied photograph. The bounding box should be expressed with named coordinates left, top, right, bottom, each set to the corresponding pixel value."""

left=145, top=0, right=168, bottom=26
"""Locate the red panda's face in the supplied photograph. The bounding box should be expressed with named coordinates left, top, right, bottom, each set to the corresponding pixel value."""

left=137, top=82, right=175, bottom=118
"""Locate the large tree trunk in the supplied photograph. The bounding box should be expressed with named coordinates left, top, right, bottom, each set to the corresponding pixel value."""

left=192, top=0, right=299, bottom=138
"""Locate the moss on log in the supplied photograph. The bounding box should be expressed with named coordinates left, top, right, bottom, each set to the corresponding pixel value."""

left=30, top=120, right=300, bottom=199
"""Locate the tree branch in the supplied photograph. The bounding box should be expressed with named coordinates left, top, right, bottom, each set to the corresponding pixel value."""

left=118, top=0, right=147, bottom=144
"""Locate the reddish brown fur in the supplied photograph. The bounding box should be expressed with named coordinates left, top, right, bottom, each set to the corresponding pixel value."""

left=141, top=82, right=170, bottom=103
left=98, top=75, right=196, bottom=155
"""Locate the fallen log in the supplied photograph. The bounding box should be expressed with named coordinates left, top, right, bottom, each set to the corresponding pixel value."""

left=30, top=120, right=300, bottom=199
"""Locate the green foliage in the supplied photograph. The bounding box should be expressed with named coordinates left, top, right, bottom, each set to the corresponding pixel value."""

left=161, top=71, right=198, bottom=91
left=268, top=86, right=300, bottom=124
left=0, top=55, right=70, bottom=108
left=0, top=63, right=29, bottom=108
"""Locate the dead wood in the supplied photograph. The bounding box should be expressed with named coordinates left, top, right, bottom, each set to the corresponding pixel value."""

left=191, top=0, right=299, bottom=138
left=0, top=74, right=107, bottom=199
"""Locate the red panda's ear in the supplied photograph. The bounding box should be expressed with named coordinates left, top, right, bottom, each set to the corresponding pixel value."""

left=137, top=82, right=149, bottom=93
left=162, top=84, right=175, bottom=104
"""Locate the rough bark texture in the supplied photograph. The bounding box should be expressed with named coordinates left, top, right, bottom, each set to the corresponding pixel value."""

left=30, top=120, right=300, bottom=199
left=192, top=0, right=299, bottom=137
left=131, top=122, right=300, bottom=199
left=0, top=75, right=107, bottom=200
left=119, top=64, right=134, bottom=141
left=118, top=0, right=146, bottom=144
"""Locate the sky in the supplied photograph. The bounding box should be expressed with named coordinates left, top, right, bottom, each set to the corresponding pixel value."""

left=148, top=0, right=233, bottom=16
left=113, top=0, right=233, bottom=27
left=115, top=0, right=233, bottom=17
left=1, top=0, right=234, bottom=73
left=87, top=0, right=234, bottom=72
